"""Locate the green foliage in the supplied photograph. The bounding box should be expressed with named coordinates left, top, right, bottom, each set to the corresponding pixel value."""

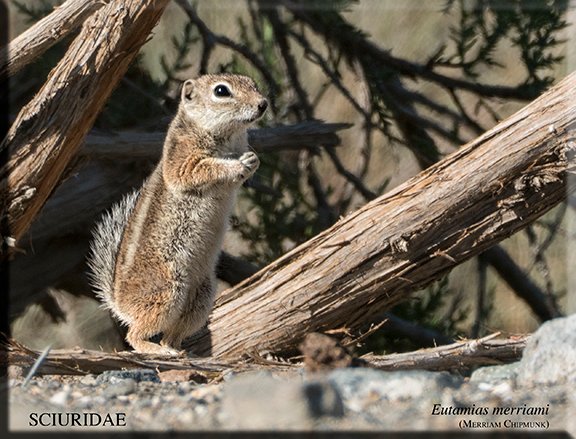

left=234, top=155, right=319, bottom=265
left=442, top=0, right=567, bottom=90
left=159, top=21, right=198, bottom=90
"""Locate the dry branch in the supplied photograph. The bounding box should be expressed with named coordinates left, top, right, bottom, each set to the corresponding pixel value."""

left=0, top=0, right=170, bottom=252
left=80, top=121, right=351, bottom=160
left=4, top=334, right=527, bottom=376
left=0, top=0, right=109, bottom=79
left=183, top=71, right=576, bottom=359
left=362, top=334, right=528, bottom=372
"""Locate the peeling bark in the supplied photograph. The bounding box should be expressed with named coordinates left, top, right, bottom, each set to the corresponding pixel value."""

left=0, top=0, right=170, bottom=251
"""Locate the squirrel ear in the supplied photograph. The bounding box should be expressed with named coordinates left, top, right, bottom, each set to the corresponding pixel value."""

left=181, top=79, right=195, bottom=101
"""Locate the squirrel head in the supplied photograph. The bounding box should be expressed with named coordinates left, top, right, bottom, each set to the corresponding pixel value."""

left=179, top=74, right=268, bottom=138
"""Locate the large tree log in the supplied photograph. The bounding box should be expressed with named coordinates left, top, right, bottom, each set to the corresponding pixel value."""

left=0, top=0, right=170, bottom=253
left=0, top=0, right=109, bottom=79
left=184, top=71, right=576, bottom=359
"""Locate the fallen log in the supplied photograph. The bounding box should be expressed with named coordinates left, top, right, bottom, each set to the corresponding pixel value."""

left=3, top=334, right=527, bottom=377
left=81, top=121, right=351, bottom=160
left=361, top=333, right=528, bottom=372
left=183, top=71, right=576, bottom=359
left=0, top=0, right=170, bottom=252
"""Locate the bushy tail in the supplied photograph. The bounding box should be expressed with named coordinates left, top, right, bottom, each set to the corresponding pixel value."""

left=87, top=190, right=139, bottom=311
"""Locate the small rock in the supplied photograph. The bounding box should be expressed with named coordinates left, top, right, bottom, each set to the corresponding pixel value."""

left=220, top=371, right=343, bottom=429
left=158, top=369, right=207, bottom=383
left=76, top=396, right=93, bottom=409
left=189, top=384, right=221, bottom=403
left=303, top=380, right=344, bottom=417
left=96, top=369, right=159, bottom=384
left=328, top=368, right=462, bottom=411
left=80, top=374, right=97, bottom=386
left=300, top=332, right=363, bottom=372
left=516, top=314, right=576, bottom=386
left=8, top=365, right=24, bottom=380
left=470, top=363, right=519, bottom=384
left=103, top=378, right=137, bottom=398
left=49, top=385, right=71, bottom=406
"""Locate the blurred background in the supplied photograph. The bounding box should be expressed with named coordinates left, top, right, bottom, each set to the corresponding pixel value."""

left=6, top=0, right=576, bottom=355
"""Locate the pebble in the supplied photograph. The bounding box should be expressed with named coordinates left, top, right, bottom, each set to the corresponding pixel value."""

left=103, top=378, right=137, bottom=398
left=49, top=385, right=71, bottom=406
left=96, top=369, right=159, bottom=384
left=7, top=316, right=575, bottom=432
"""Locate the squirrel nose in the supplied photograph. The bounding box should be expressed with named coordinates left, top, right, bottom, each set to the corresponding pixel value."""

left=258, top=99, right=268, bottom=115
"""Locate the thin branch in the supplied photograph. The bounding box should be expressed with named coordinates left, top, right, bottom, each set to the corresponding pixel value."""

left=174, top=0, right=279, bottom=103
left=4, top=334, right=527, bottom=376
left=324, top=148, right=377, bottom=201
left=261, top=4, right=313, bottom=119
left=362, top=333, right=528, bottom=371
left=282, top=0, right=540, bottom=101
left=479, top=246, right=562, bottom=321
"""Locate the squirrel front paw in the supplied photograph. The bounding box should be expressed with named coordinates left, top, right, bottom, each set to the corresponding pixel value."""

left=236, top=152, right=260, bottom=182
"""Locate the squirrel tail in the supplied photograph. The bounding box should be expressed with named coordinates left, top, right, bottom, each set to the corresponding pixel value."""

left=87, top=190, right=139, bottom=316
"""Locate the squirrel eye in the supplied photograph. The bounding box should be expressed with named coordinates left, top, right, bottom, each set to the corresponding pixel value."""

left=214, top=84, right=232, bottom=97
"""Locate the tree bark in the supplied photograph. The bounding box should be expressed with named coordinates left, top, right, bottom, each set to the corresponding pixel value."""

left=0, top=0, right=109, bottom=79
left=184, top=71, right=576, bottom=359
left=0, top=0, right=170, bottom=252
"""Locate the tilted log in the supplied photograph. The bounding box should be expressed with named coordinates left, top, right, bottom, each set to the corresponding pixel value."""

left=183, top=71, right=576, bottom=359
left=0, top=0, right=109, bottom=79
left=0, top=0, right=170, bottom=252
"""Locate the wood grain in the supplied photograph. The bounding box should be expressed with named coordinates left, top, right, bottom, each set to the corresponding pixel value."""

left=0, top=0, right=109, bottom=79
left=184, top=71, right=576, bottom=359
left=0, top=0, right=170, bottom=251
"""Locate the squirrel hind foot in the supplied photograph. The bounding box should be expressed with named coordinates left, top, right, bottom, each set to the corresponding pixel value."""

left=130, top=340, right=183, bottom=357
left=127, top=326, right=183, bottom=357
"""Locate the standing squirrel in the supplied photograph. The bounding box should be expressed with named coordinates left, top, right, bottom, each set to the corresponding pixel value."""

left=88, top=74, right=268, bottom=355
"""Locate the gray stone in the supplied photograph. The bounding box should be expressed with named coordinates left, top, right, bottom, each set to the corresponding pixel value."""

left=516, top=314, right=576, bottom=386
left=96, top=369, right=159, bottom=384
left=49, top=386, right=71, bottom=406
left=80, top=374, right=97, bottom=386
left=102, top=378, right=137, bottom=398
left=469, top=362, right=520, bottom=384
left=219, top=371, right=343, bottom=429
left=328, top=368, right=462, bottom=411
left=303, top=380, right=344, bottom=418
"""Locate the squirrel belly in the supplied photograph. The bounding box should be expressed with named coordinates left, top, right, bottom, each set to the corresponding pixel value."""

left=87, top=74, right=268, bottom=356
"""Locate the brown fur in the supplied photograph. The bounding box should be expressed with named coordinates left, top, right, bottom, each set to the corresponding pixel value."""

left=89, top=74, right=267, bottom=355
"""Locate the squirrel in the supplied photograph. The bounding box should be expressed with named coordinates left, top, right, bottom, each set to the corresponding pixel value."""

left=88, top=74, right=268, bottom=355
